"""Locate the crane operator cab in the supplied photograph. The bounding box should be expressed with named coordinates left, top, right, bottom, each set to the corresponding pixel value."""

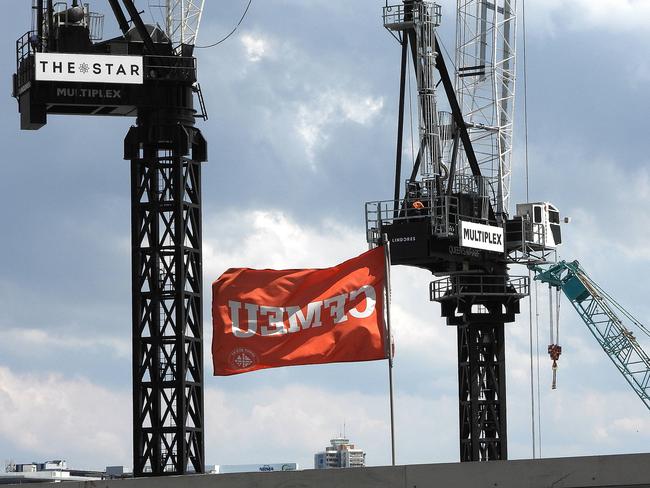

left=506, top=202, right=562, bottom=251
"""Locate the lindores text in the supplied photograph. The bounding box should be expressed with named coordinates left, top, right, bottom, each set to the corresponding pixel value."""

left=227, top=285, right=377, bottom=338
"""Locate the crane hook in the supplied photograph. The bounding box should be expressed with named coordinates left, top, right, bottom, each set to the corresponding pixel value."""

left=548, top=344, right=562, bottom=390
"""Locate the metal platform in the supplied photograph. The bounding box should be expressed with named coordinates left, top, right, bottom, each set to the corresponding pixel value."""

left=4, top=453, right=650, bottom=487
left=383, top=3, right=441, bottom=32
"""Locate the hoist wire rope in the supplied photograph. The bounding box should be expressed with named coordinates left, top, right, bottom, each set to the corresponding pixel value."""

left=527, top=267, right=536, bottom=458
left=438, top=36, right=457, bottom=72
left=195, top=0, right=252, bottom=49
left=521, top=0, right=541, bottom=458
left=549, top=286, right=555, bottom=345
left=556, top=288, right=561, bottom=343
left=535, top=278, right=543, bottom=456
left=147, top=1, right=163, bottom=27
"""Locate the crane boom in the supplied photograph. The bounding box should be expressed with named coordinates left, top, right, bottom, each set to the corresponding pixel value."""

left=532, top=260, right=650, bottom=412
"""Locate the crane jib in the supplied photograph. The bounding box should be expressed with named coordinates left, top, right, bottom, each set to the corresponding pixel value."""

left=532, top=260, right=650, bottom=412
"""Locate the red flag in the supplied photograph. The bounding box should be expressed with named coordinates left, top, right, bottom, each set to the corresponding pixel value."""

left=212, top=247, right=387, bottom=376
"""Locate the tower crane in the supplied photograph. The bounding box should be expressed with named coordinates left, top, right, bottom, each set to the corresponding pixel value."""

left=14, top=0, right=208, bottom=476
left=367, top=0, right=562, bottom=461
left=531, top=260, right=650, bottom=412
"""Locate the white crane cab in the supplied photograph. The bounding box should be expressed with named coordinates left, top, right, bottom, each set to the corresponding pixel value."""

left=506, top=202, right=562, bottom=251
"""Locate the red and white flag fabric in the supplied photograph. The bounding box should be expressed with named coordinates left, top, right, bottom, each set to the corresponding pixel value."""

left=212, top=247, right=387, bottom=376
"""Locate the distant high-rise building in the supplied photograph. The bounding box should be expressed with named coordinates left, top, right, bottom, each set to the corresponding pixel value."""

left=314, top=437, right=366, bottom=469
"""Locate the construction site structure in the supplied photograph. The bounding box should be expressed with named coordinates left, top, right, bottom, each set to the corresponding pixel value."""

left=13, top=0, right=208, bottom=476
left=366, top=0, right=563, bottom=461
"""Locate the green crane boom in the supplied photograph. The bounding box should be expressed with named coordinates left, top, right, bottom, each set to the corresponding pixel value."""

left=530, top=260, right=650, bottom=412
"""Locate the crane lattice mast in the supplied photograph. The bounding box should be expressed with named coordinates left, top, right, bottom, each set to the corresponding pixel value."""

left=165, top=0, right=205, bottom=52
left=455, top=0, right=517, bottom=218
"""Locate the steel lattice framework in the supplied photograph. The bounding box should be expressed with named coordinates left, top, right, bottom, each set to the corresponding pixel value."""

left=412, top=2, right=443, bottom=178
left=165, top=0, right=205, bottom=51
left=127, top=122, right=207, bottom=475
left=458, top=322, right=507, bottom=460
left=533, top=261, right=650, bottom=412
left=455, top=0, right=517, bottom=218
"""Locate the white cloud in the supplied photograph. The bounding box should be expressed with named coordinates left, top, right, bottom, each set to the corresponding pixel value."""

left=205, top=381, right=461, bottom=468
left=205, top=383, right=394, bottom=467
left=526, top=0, right=650, bottom=35
left=296, top=91, right=384, bottom=164
left=0, top=368, right=130, bottom=469
left=0, top=327, right=129, bottom=358
left=200, top=28, right=385, bottom=168
left=204, top=210, right=367, bottom=277
left=241, top=34, right=267, bottom=62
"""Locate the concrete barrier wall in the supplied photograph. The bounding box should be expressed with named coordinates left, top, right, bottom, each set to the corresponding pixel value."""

left=6, top=453, right=650, bottom=488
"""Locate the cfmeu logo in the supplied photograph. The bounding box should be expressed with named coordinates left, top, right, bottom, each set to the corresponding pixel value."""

left=228, top=347, right=258, bottom=370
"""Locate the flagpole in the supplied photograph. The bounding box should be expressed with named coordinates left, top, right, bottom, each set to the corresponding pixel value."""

left=382, top=236, right=396, bottom=467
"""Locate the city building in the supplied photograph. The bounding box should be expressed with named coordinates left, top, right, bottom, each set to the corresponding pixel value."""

left=211, top=463, right=299, bottom=474
left=1, top=460, right=108, bottom=484
left=314, top=437, right=366, bottom=469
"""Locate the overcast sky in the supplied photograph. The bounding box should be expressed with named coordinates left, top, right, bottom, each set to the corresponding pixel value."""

left=1, top=0, right=650, bottom=473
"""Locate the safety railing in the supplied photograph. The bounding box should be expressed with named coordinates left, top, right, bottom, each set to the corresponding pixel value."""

left=52, top=2, right=104, bottom=40
left=383, top=3, right=442, bottom=30
left=365, top=192, right=494, bottom=245
left=430, top=275, right=529, bottom=301
left=144, top=55, right=197, bottom=83
left=87, top=11, right=105, bottom=41
left=505, top=215, right=558, bottom=266
left=14, top=31, right=35, bottom=93
left=365, top=198, right=434, bottom=245
left=432, top=194, right=461, bottom=237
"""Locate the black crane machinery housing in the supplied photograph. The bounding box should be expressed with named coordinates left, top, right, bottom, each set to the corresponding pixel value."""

left=367, top=1, right=562, bottom=462
left=14, top=0, right=207, bottom=477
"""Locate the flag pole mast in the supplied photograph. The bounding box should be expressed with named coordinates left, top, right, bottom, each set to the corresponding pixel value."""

left=382, top=236, right=396, bottom=466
